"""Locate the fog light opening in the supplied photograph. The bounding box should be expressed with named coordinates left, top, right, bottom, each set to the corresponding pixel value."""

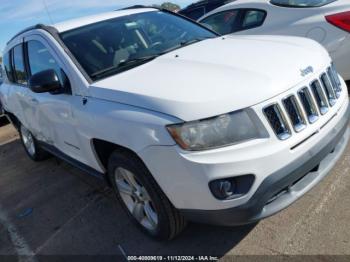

left=209, top=175, right=255, bottom=200
left=219, top=181, right=234, bottom=198
left=210, top=179, right=236, bottom=200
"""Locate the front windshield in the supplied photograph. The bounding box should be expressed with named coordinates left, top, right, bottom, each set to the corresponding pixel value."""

left=60, top=11, right=217, bottom=81
left=270, top=0, right=337, bottom=7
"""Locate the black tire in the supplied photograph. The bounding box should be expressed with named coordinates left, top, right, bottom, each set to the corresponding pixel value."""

left=108, top=149, right=187, bottom=240
left=19, top=123, right=50, bottom=161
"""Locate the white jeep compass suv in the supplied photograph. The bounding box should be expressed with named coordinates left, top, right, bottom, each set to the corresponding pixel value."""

left=0, top=7, right=349, bottom=240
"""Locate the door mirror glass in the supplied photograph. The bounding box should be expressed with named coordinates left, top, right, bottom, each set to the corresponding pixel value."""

left=29, top=69, right=62, bottom=93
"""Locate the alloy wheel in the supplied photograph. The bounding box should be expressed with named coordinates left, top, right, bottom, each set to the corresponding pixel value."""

left=21, top=126, right=36, bottom=156
left=115, top=167, right=158, bottom=231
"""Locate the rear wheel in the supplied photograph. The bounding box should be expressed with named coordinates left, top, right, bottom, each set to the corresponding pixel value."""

left=108, top=149, right=187, bottom=240
left=19, top=124, right=50, bottom=161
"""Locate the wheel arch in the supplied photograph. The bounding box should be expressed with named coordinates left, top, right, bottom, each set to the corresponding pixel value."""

left=91, top=138, right=147, bottom=185
left=4, top=111, right=21, bottom=131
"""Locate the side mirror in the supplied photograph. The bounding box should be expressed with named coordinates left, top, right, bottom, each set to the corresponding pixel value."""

left=29, top=69, right=62, bottom=93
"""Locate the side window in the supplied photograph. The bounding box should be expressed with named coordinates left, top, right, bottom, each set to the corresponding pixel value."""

left=184, top=7, right=205, bottom=20
left=241, top=10, right=266, bottom=30
left=13, top=45, right=27, bottom=85
left=3, top=51, right=14, bottom=82
left=200, top=10, right=239, bottom=35
left=27, top=40, right=61, bottom=79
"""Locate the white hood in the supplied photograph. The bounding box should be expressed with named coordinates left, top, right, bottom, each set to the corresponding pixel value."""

left=90, top=35, right=331, bottom=121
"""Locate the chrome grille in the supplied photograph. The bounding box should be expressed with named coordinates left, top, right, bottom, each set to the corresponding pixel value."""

left=263, top=104, right=291, bottom=140
left=327, top=65, right=342, bottom=97
left=311, top=80, right=329, bottom=115
left=263, top=66, right=342, bottom=140
left=298, top=87, right=318, bottom=124
left=283, top=95, right=306, bottom=132
left=320, top=73, right=336, bottom=106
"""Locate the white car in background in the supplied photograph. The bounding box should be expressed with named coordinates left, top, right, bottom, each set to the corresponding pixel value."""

left=198, top=0, right=350, bottom=81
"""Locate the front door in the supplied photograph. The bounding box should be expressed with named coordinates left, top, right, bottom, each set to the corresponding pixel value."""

left=24, top=35, right=84, bottom=163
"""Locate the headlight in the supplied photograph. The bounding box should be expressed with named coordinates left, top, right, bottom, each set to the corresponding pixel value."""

left=166, top=109, right=268, bottom=151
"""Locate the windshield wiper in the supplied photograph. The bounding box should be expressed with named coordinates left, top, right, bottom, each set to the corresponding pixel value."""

left=180, top=38, right=203, bottom=46
left=91, top=55, right=159, bottom=80
left=117, top=55, right=159, bottom=67
left=162, top=37, right=213, bottom=54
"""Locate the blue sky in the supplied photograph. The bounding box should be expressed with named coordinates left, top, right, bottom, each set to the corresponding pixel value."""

left=0, top=0, right=193, bottom=55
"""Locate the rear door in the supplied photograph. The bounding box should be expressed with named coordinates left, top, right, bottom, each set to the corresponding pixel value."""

left=6, top=42, right=32, bottom=129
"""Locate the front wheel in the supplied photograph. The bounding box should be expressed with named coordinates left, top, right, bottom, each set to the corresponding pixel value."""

left=19, top=124, right=50, bottom=161
left=108, top=149, right=187, bottom=240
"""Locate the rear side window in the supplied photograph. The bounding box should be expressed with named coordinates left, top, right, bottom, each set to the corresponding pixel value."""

left=200, top=9, right=266, bottom=34
left=3, top=51, right=14, bottom=82
left=242, top=10, right=266, bottom=29
left=270, top=0, right=337, bottom=7
left=200, top=10, right=239, bottom=35
left=12, top=45, right=27, bottom=85
left=181, top=7, right=205, bottom=20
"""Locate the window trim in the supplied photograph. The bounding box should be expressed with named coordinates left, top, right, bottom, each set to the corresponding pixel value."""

left=11, top=43, right=29, bottom=87
left=23, top=41, right=32, bottom=77
left=200, top=8, right=267, bottom=34
left=3, top=50, right=15, bottom=83
left=269, top=0, right=337, bottom=8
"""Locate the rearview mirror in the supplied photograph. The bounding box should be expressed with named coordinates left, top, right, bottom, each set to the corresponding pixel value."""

left=29, top=69, right=62, bottom=93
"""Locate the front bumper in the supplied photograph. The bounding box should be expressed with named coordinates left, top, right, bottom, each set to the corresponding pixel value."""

left=180, top=104, right=350, bottom=226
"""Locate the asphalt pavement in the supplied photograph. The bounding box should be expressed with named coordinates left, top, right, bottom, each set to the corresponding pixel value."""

left=0, top=119, right=349, bottom=262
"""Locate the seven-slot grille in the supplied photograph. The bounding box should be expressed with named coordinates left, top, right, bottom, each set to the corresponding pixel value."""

left=264, top=65, right=342, bottom=140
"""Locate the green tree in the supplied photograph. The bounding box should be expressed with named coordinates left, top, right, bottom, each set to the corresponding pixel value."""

left=153, top=2, right=181, bottom=12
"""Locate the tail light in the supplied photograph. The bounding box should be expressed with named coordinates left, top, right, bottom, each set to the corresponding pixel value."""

left=326, top=11, right=350, bottom=33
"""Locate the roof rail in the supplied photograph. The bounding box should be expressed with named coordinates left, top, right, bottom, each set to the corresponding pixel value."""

left=120, top=5, right=151, bottom=10
left=7, top=24, right=50, bottom=45
left=118, top=5, right=181, bottom=14
left=180, top=0, right=233, bottom=11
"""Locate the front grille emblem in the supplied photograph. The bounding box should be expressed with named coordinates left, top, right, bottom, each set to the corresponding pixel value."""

left=300, top=66, right=314, bottom=77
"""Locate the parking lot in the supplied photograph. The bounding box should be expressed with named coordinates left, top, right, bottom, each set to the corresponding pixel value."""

left=0, top=117, right=350, bottom=261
